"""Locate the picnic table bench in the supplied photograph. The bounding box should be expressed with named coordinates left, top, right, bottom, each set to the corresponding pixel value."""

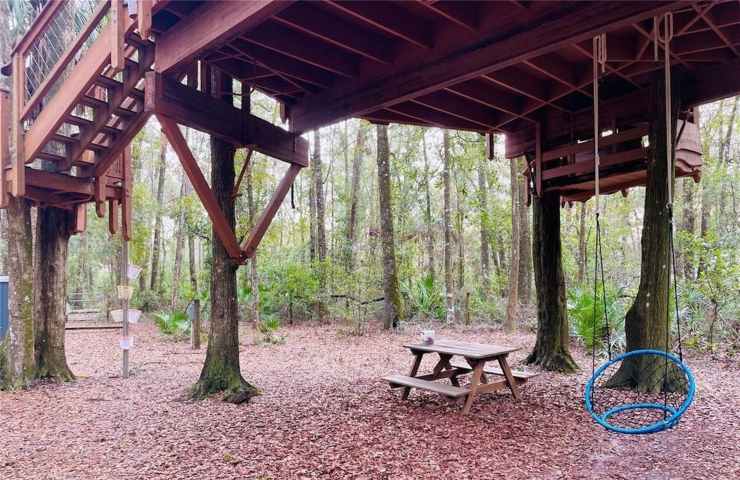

left=383, top=339, right=538, bottom=414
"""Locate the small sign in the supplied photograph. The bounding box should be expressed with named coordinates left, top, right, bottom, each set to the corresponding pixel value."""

left=117, top=285, right=134, bottom=300
left=119, top=336, right=134, bottom=350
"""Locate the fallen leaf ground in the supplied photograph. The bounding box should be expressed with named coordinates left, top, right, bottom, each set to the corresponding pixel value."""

left=0, top=322, right=738, bottom=480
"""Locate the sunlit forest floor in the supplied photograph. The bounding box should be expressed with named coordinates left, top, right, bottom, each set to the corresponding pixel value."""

left=0, top=321, right=738, bottom=480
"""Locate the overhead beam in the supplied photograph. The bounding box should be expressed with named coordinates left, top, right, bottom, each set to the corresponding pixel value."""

left=144, top=72, right=309, bottom=167
left=289, top=1, right=681, bottom=132
left=155, top=0, right=292, bottom=75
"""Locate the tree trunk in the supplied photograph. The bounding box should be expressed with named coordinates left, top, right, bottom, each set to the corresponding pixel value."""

left=478, top=156, right=491, bottom=297
left=149, top=134, right=168, bottom=292
left=455, top=178, right=465, bottom=323
left=442, top=130, right=454, bottom=322
left=376, top=124, right=403, bottom=329
left=33, top=207, right=75, bottom=381
left=517, top=157, right=532, bottom=304
left=246, top=157, right=260, bottom=325
left=170, top=176, right=187, bottom=311
left=680, top=179, right=695, bottom=280
left=422, top=131, right=436, bottom=283
left=526, top=191, right=578, bottom=372
left=345, top=123, right=365, bottom=272
left=606, top=72, right=681, bottom=392
left=576, top=202, right=588, bottom=284
left=312, top=129, right=327, bottom=320
left=192, top=72, right=257, bottom=404
left=505, top=158, right=520, bottom=331
left=2, top=197, right=35, bottom=387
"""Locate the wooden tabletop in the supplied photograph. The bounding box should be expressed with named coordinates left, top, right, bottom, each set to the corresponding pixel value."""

left=403, top=339, right=520, bottom=359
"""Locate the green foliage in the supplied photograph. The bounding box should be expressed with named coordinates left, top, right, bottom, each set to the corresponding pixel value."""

left=258, top=258, right=320, bottom=322
left=568, top=285, right=626, bottom=353
left=256, top=315, right=284, bottom=345
left=402, top=275, right=445, bottom=320
left=153, top=311, right=191, bottom=338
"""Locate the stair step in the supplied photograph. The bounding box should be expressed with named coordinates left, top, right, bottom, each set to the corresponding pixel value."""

left=37, top=151, right=67, bottom=163
left=64, top=115, right=95, bottom=128
left=51, top=133, right=78, bottom=144
left=101, top=125, right=123, bottom=137
left=88, top=142, right=108, bottom=152
left=94, top=75, right=123, bottom=90
left=114, top=106, right=137, bottom=117
left=80, top=95, right=108, bottom=110
left=129, top=88, right=145, bottom=100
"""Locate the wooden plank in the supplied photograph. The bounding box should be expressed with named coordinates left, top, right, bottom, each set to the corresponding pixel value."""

left=157, top=114, right=243, bottom=261
left=542, top=148, right=646, bottom=181
left=404, top=340, right=520, bottom=359
left=155, top=0, right=290, bottom=75
left=93, top=109, right=152, bottom=177
left=111, top=0, right=126, bottom=73
left=11, top=54, right=25, bottom=197
left=383, top=375, right=469, bottom=398
left=241, top=163, right=302, bottom=258
left=0, top=89, right=9, bottom=208
left=73, top=203, right=87, bottom=234
left=121, top=145, right=132, bottom=241
left=535, top=122, right=542, bottom=197
left=543, top=126, right=649, bottom=163
left=137, top=0, right=152, bottom=39
left=145, top=72, right=309, bottom=166
left=108, top=198, right=118, bottom=235
left=289, top=2, right=680, bottom=132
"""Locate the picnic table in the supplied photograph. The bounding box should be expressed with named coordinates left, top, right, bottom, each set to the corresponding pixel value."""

left=384, top=339, right=537, bottom=414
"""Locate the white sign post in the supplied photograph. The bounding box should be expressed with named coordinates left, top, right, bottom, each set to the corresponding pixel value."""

left=119, top=236, right=141, bottom=379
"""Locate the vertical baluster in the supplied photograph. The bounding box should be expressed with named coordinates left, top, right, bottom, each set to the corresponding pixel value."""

left=11, top=53, right=26, bottom=198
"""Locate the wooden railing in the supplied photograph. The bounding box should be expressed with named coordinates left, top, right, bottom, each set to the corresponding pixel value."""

left=14, top=0, right=110, bottom=124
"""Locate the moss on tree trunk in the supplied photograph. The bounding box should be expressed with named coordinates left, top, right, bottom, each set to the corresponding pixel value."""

left=526, top=192, right=578, bottom=372
left=192, top=72, right=258, bottom=404
left=606, top=72, right=684, bottom=393
left=2, top=196, right=35, bottom=388
left=34, top=206, right=75, bottom=382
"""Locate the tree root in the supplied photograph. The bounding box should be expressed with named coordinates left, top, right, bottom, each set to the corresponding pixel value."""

left=192, top=369, right=260, bottom=404
left=526, top=349, right=578, bottom=373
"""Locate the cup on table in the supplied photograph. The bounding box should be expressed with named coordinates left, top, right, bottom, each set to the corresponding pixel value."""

left=421, top=330, right=435, bottom=345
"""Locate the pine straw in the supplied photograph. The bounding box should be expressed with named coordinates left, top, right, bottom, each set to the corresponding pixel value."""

left=0, top=322, right=738, bottom=480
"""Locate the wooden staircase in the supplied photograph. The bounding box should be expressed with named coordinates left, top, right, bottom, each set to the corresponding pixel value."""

left=1, top=0, right=153, bottom=237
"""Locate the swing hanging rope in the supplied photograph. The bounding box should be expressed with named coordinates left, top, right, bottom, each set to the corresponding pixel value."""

left=584, top=16, right=695, bottom=434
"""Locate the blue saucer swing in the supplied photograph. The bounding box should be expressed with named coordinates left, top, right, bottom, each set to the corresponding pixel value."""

left=582, top=23, right=695, bottom=435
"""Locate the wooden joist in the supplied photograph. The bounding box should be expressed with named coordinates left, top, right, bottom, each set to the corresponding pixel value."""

left=144, top=72, right=308, bottom=166
left=0, top=89, right=9, bottom=208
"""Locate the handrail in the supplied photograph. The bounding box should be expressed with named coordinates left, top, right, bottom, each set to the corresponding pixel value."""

left=9, top=1, right=66, bottom=57
left=20, top=0, right=111, bottom=122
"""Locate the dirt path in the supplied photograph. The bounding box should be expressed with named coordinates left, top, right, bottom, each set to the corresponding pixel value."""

left=0, top=323, right=738, bottom=479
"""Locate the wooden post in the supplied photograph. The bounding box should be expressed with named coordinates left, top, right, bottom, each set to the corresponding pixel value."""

left=190, top=298, right=201, bottom=349
left=0, top=89, right=10, bottom=208
left=121, top=231, right=130, bottom=378
left=137, top=0, right=152, bottom=39
left=11, top=54, right=25, bottom=197
left=535, top=122, right=542, bottom=197
left=111, top=0, right=126, bottom=73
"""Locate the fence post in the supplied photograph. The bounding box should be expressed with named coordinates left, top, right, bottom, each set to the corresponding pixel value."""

left=190, top=299, right=200, bottom=349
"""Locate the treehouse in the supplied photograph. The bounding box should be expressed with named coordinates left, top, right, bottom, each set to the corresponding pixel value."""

left=1, top=0, right=739, bottom=261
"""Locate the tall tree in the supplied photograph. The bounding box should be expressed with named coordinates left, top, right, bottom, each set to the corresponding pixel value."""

left=376, top=124, right=403, bottom=329
left=606, top=72, right=681, bottom=391
left=526, top=191, right=578, bottom=372
left=245, top=157, right=260, bottom=325
left=442, top=130, right=454, bottom=322
left=576, top=202, right=588, bottom=284
left=170, top=175, right=187, bottom=310
left=2, top=197, right=34, bottom=387
left=680, top=179, right=696, bottom=280
left=192, top=71, right=257, bottom=403
left=422, top=131, right=436, bottom=283
left=150, top=134, right=168, bottom=292
left=477, top=156, right=491, bottom=297
left=345, top=123, right=365, bottom=272
left=505, top=158, right=521, bottom=331
left=517, top=157, right=532, bottom=303
left=312, top=129, right=327, bottom=320
left=33, top=207, right=75, bottom=381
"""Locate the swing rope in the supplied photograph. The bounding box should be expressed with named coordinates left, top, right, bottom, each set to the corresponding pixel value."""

left=584, top=13, right=695, bottom=435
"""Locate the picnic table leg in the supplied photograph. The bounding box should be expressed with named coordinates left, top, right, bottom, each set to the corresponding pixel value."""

left=497, top=355, right=520, bottom=400
left=432, top=354, right=459, bottom=386
left=462, top=360, right=483, bottom=414
left=402, top=352, right=424, bottom=400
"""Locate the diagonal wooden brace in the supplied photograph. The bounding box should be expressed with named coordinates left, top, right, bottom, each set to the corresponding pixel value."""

left=157, top=113, right=244, bottom=261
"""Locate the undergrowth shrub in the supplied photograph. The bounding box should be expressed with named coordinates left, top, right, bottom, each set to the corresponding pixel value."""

left=153, top=311, right=191, bottom=339
left=568, top=285, right=626, bottom=353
